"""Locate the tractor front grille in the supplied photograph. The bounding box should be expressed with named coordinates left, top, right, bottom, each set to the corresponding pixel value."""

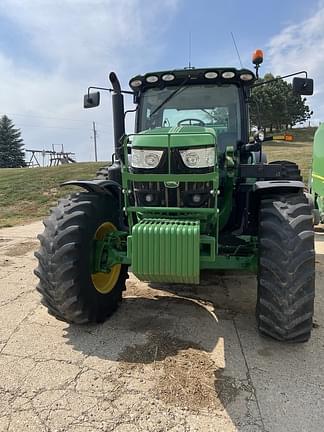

left=131, top=181, right=214, bottom=208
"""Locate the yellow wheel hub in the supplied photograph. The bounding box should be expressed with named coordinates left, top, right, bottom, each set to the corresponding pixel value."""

left=91, top=222, right=121, bottom=294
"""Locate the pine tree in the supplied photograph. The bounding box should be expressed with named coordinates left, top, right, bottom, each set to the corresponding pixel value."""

left=0, top=115, right=26, bottom=168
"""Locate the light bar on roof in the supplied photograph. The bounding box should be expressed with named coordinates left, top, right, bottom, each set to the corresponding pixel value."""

left=222, top=71, right=235, bottom=79
left=130, top=79, right=142, bottom=88
left=240, top=73, right=254, bottom=81
left=146, top=75, right=159, bottom=83
left=205, top=71, right=218, bottom=79
left=162, top=73, right=175, bottom=82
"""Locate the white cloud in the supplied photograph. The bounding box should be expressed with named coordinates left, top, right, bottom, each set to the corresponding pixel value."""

left=267, top=2, right=324, bottom=124
left=0, top=0, right=180, bottom=161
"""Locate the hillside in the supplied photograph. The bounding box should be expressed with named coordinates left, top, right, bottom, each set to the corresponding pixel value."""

left=0, top=162, right=106, bottom=227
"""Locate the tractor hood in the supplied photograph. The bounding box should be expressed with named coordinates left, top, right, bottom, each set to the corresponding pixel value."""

left=131, top=126, right=217, bottom=149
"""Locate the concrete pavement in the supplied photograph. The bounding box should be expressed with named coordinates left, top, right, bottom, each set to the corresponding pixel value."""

left=0, top=220, right=323, bottom=431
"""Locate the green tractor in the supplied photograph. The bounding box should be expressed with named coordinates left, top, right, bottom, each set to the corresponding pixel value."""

left=311, top=123, right=324, bottom=225
left=35, top=52, right=316, bottom=342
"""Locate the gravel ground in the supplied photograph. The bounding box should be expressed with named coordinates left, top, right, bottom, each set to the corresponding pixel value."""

left=0, top=221, right=323, bottom=432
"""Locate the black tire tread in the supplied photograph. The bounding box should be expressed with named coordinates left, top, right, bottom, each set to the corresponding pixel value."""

left=95, top=166, right=110, bottom=180
left=257, top=193, right=315, bottom=342
left=34, top=192, right=128, bottom=324
left=269, top=160, right=302, bottom=181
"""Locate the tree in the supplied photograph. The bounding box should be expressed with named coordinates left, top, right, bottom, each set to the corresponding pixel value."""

left=249, top=73, right=313, bottom=132
left=201, top=107, right=229, bottom=127
left=0, top=115, right=26, bottom=168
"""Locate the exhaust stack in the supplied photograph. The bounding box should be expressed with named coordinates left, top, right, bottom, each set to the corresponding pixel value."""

left=109, top=72, right=125, bottom=161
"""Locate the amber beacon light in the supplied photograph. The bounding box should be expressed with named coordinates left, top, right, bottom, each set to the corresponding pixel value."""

left=252, top=49, right=264, bottom=65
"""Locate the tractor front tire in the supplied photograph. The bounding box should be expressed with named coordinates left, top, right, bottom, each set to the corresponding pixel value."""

left=257, top=193, right=315, bottom=342
left=34, top=192, right=128, bottom=324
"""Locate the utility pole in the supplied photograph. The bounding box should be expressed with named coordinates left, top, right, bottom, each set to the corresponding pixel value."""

left=92, top=121, right=98, bottom=162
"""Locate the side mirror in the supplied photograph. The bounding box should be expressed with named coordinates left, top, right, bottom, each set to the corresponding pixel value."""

left=292, top=77, right=314, bottom=95
left=83, top=91, right=100, bottom=108
left=251, top=126, right=264, bottom=142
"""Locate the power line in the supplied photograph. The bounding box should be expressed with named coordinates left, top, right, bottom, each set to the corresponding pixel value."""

left=1, top=112, right=111, bottom=132
left=12, top=123, right=92, bottom=131
left=0, top=112, right=112, bottom=133
left=1, top=111, right=88, bottom=123
left=18, top=123, right=111, bottom=133
left=230, top=32, right=243, bottom=69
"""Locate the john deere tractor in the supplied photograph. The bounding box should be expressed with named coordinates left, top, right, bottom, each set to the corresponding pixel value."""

left=35, top=51, right=316, bottom=342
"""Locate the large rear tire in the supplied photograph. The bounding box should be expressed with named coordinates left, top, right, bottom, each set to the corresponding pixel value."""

left=269, top=160, right=302, bottom=181
left=257, top=193, right=315, bottom=342
left=95, top=166, right=109, bottom=180
left=34, top=192, right=128, bottom=324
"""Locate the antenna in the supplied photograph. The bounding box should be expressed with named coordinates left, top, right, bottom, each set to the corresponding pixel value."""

left=188, top=31, right=192, bottom=69
left=230, top=32, right=243, bottom=68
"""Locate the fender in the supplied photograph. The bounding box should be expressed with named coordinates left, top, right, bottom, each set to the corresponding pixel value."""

left=242, top=180, right=306, bottom=235
left=61, top=179, right=122, bottom=202
left=253, top=180, right=305, bottom=192
left=61, top=179, right=126, bottom=229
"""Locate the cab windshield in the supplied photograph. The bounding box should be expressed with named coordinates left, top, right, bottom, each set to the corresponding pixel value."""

left=138, top=84, right=242, bottom=141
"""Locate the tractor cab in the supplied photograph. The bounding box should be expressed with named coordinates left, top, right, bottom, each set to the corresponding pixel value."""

left=116, top=68, right=255, bottom=215
left=130, top=68, right=255, bottom=154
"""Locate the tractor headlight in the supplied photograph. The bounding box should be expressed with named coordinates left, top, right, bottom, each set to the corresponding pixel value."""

left=131, top=149, right=163, bottom=169
left=179, top=147, right=215, bottom=168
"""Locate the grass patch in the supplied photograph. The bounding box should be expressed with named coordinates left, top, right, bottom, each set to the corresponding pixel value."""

left=264, top=141, right=313, bottom=183
left=288, top=127, right=317, bottom=143
left=264, top=127, right=316, bottom=182
left=0, top=162, right=106, bottom=228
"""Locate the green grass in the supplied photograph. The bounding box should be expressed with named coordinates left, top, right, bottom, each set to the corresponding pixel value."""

left=286, top=127, right=317, bottom=143
left=264, top=127, right=316, bottom=182
left=264, top=142, right=313, bottom=182
left=0, top=162, right=106, bottom=228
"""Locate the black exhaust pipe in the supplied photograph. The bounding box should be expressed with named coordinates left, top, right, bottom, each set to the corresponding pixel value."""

left=107, top=72, right=125, bottom=186
left=109, top=72, right=125, bottom=161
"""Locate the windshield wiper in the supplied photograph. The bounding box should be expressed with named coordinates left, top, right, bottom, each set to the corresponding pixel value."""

left=149, top=78, right=189, bottom=118
left=200, top=108, right=218, bottom=121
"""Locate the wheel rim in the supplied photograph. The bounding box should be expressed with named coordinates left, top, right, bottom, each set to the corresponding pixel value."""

left=91, top=222, right=121, bottom=294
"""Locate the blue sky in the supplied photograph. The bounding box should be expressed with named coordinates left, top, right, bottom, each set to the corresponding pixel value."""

left=0, top=0, right=323, bottom=162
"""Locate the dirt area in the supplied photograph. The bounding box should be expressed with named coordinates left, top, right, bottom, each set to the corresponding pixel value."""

left=5, top=241, right=39, bottom=257
left=0, top=221, right=323, bottom=431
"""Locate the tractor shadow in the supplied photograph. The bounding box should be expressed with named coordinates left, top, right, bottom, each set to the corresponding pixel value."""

left=65, top=294, right=221, bottom=362
left=64, top=266, right=324, bottom=425
left=65, top=270, right=257, bottom=364
left=64, top=272, right=260, bottom=417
